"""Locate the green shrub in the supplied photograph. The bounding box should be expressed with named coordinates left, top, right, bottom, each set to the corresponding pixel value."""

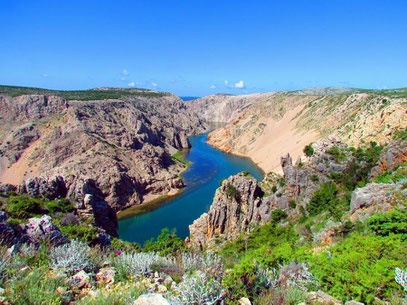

left=271, top=209, right=288, bottom=222
left=289, top=200, right=296, bottom=209
left=367, top=208, right=407, bottom=240
left=5, top=267, right=70, bottom=305
left=143, top=228, right=184, bottom=255
left=303, top=144, right=314, bottom=157
left=309, top=233, right=407, bottom=303
left=307, top=182, right=338, bottom=216
left=225, top=183, right=240, bottom=199
left=60, top=224, right=98, bottom=244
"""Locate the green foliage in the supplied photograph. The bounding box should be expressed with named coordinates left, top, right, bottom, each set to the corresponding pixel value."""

left=0, top=85, right=167, bottom=100
left=303, top=143, right=314, bottom=157
left=367, top=208, right=407, bottom=240
left=326, top=146, right=347, bottom=162
left=271, top=209, right=288, bottom=222
left=219, top=178, right=226, bottom=186
left=60, top=224, right=98, bottom=244
left=1, top=194, right=74, bottom=219
left=225, top=183, right=240, bottom=199
left=78, top=286, right=142, bottom=305
left=310, top=174, right=319, bottom=182
left=222, top=259, right=258, bottom=300
left=289, top=200, right=296, bottom=209
left=309, top=233, right=407, bottom=303
left=374, top=164, right=407, bottom=184
left=110, top=238, right=141, bottom=253
left=5, top=267, right=70, bottom=305
left=393, top=128, right=407, bottom=140
left=271, top=185, right=277, bottom=193
left=307, top=182, right=338, bottom=216
left=143, top=228, right=185, bottom=255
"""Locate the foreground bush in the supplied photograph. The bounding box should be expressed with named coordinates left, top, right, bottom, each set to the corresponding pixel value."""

left=50, top=239, right=93, bottom=274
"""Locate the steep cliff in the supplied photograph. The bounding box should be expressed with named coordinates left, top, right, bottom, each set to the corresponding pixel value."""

left=189, top=135, right=407, bottom=249
left=0, top=88, right=208, bottom=217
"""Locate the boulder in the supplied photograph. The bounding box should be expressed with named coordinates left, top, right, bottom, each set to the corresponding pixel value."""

left=70, top=270, right=90, bottom=289
left=96, top=267, right=116, bottom=285
left=24, top=215, right=67, bottom=245
left=133, top=293, right=170, bottom=305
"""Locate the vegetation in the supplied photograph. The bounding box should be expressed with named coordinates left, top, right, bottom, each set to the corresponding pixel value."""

left=303, top=143, right=314, bottom=157
left=171, top=149, right=189, bottom=166
left=0, top=85, right=167, bottom=100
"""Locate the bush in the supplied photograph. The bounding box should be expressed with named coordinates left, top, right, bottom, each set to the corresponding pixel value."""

left=309, top=233, right=407, bottom=303
left=367, top=208, right=407, bottom=240
left=271, top=209, right=288, bottom=222
left=60, top=224, right=98, bottom=244
left=307, top=182, right=338, bottom=216
left=289, top=200, right=296, bottom=209
left=170, top=271, right=225, bottom=305
left=143, top=228, right=184, bottom=255
left=6, top=267, right=70, bottom=305
left=111, top=251, right=172, bottom=278
left=303, top=144, right=314, bottom=157
left=225, top=183, right=240, bottom=199
left=50, top=239, right=92, bottom=274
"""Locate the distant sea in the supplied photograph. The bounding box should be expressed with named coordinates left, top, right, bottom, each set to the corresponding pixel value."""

left=180, top=96, right=200, bottom=101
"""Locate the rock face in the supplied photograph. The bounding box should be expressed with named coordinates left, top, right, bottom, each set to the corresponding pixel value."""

left=0, top=92, right=207, bottom=215
left=370, top=138, right=407, bottom=178
left=186, top=92, right=276, bottom=123
left=188, top=137, right=386, bottom=248
left=205, top=92, right=407, bottom=173
left=189, top=173, right=266, bottom=249
left=349, top=183, right=405, bottom=221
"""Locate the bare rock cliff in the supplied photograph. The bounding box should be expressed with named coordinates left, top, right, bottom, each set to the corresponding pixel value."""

left=0, top=92, right=207, bottom=219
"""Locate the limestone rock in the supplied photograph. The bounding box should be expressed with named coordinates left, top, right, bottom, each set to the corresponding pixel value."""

left=133, top=293, right=170, bottom=305
left=345, top=301, right=364, bottom=305
left=24, top=215, right=67, bottom=245
left=189, top=173, right=265, bottom=249
left=349, top=183, right=404, bottom=221
left=238, top=297, right=252, bottom=305
left=96, top=267, right=116, bottom=285
left=70, top=270, right=90, bottom=289
left=370, top=138, right=407, bottom=178
left=307, top=291, right=342, bottom=305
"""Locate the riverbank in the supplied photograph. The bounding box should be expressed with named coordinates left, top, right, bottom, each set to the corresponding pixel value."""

left=118, top=132, right=264, bottom=244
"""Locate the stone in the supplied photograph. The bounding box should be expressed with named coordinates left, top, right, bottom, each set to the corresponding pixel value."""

left=238, top=297, right=252, bottom=305
left=133, top=294, right=170, bottom=305
left=349, top=183, right=403, bottom=221
left=70, top=270, right=90, bottom=289
left=307, top=291, right=342, bottom=305
left=24, top=215, right=67, bottom=245
left=157, top=285, right=167, bottom=293
left=96, top=267, right=116, bottom=285
left=345, top=301, right=364, bottom=305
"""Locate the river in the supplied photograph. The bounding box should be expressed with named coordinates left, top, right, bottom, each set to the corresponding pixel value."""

left=118, top=132, right=264, bottom=245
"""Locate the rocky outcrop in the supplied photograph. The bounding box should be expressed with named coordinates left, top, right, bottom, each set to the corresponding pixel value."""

left=189, top=173, right=266, bottom=249
left=0, top=92, right=208, bottom=215
left=349, top=182, right=406, bottom=221
left=370, top=138, right=407, bottom=178
left=23, top=215, right=67, bottom=245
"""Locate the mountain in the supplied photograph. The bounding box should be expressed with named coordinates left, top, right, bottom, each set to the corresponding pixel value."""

left=204, top=90, right=407, bottom=173
left=0, top=86, right=208, bottom=235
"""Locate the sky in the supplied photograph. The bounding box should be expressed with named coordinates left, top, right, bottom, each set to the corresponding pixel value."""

left=0, top=0, right=406, bottom=96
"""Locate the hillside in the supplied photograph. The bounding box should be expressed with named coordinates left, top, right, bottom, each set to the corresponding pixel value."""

left=206, top=91, right=407, bottom=173
left=0, top=86, right=208, bottom=235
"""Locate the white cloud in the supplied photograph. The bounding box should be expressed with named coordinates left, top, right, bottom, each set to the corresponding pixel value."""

left=210, top=85, right=216, bottom=89
left=235, top=80, right=245, bottom=89
left=122, top=69, right=129, bottom=75
left=42, top=73, right=49, bottom=78
left=224, top=79, right=245, bottom=89
left=120, top=77, right=126, bottom=81
left=151, top=82, right=158, bottom=87
left=128, top=82, right=135, bottom=87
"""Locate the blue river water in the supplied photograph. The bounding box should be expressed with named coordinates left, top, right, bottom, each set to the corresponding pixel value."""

left=118, top=132, right=264, bottom=245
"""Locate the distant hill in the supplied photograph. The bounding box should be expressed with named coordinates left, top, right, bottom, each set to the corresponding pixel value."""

left=0, top=85, right=168, bottom=100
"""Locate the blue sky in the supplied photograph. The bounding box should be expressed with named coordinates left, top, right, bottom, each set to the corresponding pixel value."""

left=1, top=0, right=406, bottom=96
